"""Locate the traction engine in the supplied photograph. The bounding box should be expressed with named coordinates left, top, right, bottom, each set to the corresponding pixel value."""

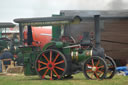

left=14, top=15, right=116, bottom=80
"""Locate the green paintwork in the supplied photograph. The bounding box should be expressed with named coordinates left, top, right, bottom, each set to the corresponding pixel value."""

left=52, top=25, right=61, bottom=41
left=19, top=46, right=33, bottom=75
left=78, top=50, right=91, bottom=62
left=52, top=14, right=62, bottom=41
left=42, top=42, right=55, bottom=51
left=19, top=46, right=33, bottom=53
left=0, top=40, right=8, bottom=52
left=55, top=41, right=63, bottom=48
left=71, top=49, right=91, bottom=62
left=62, top=43, right=71, bottom=54
left=19, top=46, right=41, bottom=75
left=0, top=29, right=7, bottom=52
left=16, top=52, right=24, bottom=65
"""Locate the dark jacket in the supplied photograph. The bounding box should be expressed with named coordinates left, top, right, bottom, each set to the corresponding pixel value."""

left=0, top=51, right=13, bottom=65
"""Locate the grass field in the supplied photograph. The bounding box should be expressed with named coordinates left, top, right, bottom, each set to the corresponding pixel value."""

left=0, top=73, right=128, bottom=85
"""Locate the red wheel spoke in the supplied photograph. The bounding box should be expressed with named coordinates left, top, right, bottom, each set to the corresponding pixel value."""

left=97, top=70, right=104, bottom=77
left=86, top=64, right=93, bottom=67
left=98, top=70, right=104, bottom=77
left=53, top=53, right=60, bottom=63
left=42, top=53, right=49, bottom=62
left=50, top=70, right=53, bottom=80
left=53, top=69, right=60, bottom=78
left=42, top=69, right=49, bottom=79
left=50, top=51, right=52, bottom=62
left=38, top=60, right=47, bottom=65
left=97, top=70, right=104, bottom=74
left=94, top=72, right=99, bottom=79
left=91, top=58, right=94, bottom=66
left=90, top=72, right=94, bottom=79
left=98, top=65, right=104, bottom=69
left=99, top=73, right=102, bottom=77
left=54, top=60, right=64, bottom=65
left=86, top=69, right=92, bottom=72
left=38, top=66, right=47, bottom=71
left=96, top=60, right=100, bottom=66
left=55, top=66, right=64, bottom=71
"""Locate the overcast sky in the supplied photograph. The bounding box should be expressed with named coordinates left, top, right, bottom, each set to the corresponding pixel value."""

left=0, top=0, right=128, bottom=22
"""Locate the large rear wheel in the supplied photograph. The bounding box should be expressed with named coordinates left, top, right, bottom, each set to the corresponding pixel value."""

left=35, top=49, right=67, bottom=80
left=83, top=56, right=107, bottom=80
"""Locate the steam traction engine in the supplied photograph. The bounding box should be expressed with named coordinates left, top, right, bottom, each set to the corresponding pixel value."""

left=14, top=15, right=116, bottom=80
left=0, top=23, right=15, bottom=52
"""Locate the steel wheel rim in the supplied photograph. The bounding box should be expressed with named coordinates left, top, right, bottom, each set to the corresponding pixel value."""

left=105, top=56, right=116, bottom=79
left=35, top=49, right=67, bottom=80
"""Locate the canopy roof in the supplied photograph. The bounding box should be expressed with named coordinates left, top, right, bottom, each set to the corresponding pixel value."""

left=0, top=22, right=15, bottom=28
left=14, top=16, right=82, bottom=26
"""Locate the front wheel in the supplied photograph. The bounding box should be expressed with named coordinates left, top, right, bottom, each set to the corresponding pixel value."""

left=83, top=56, right=107, bottom=80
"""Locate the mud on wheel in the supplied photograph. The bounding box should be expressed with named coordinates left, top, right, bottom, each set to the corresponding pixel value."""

left=35, top=49, right=67, bottom=80
left=105, top=56, right=116, bottom=79
left=83, top=56, right=107, bottom=80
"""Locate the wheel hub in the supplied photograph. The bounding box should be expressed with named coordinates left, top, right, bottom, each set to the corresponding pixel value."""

left=92, top=66, right=97, bottom=72
left=49, top=64, right=53, bottom=68
left=47, top=62, right=55, bottom=70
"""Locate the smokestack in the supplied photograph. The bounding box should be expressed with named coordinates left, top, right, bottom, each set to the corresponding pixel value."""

left=94, top=15, right=101, bottom=48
